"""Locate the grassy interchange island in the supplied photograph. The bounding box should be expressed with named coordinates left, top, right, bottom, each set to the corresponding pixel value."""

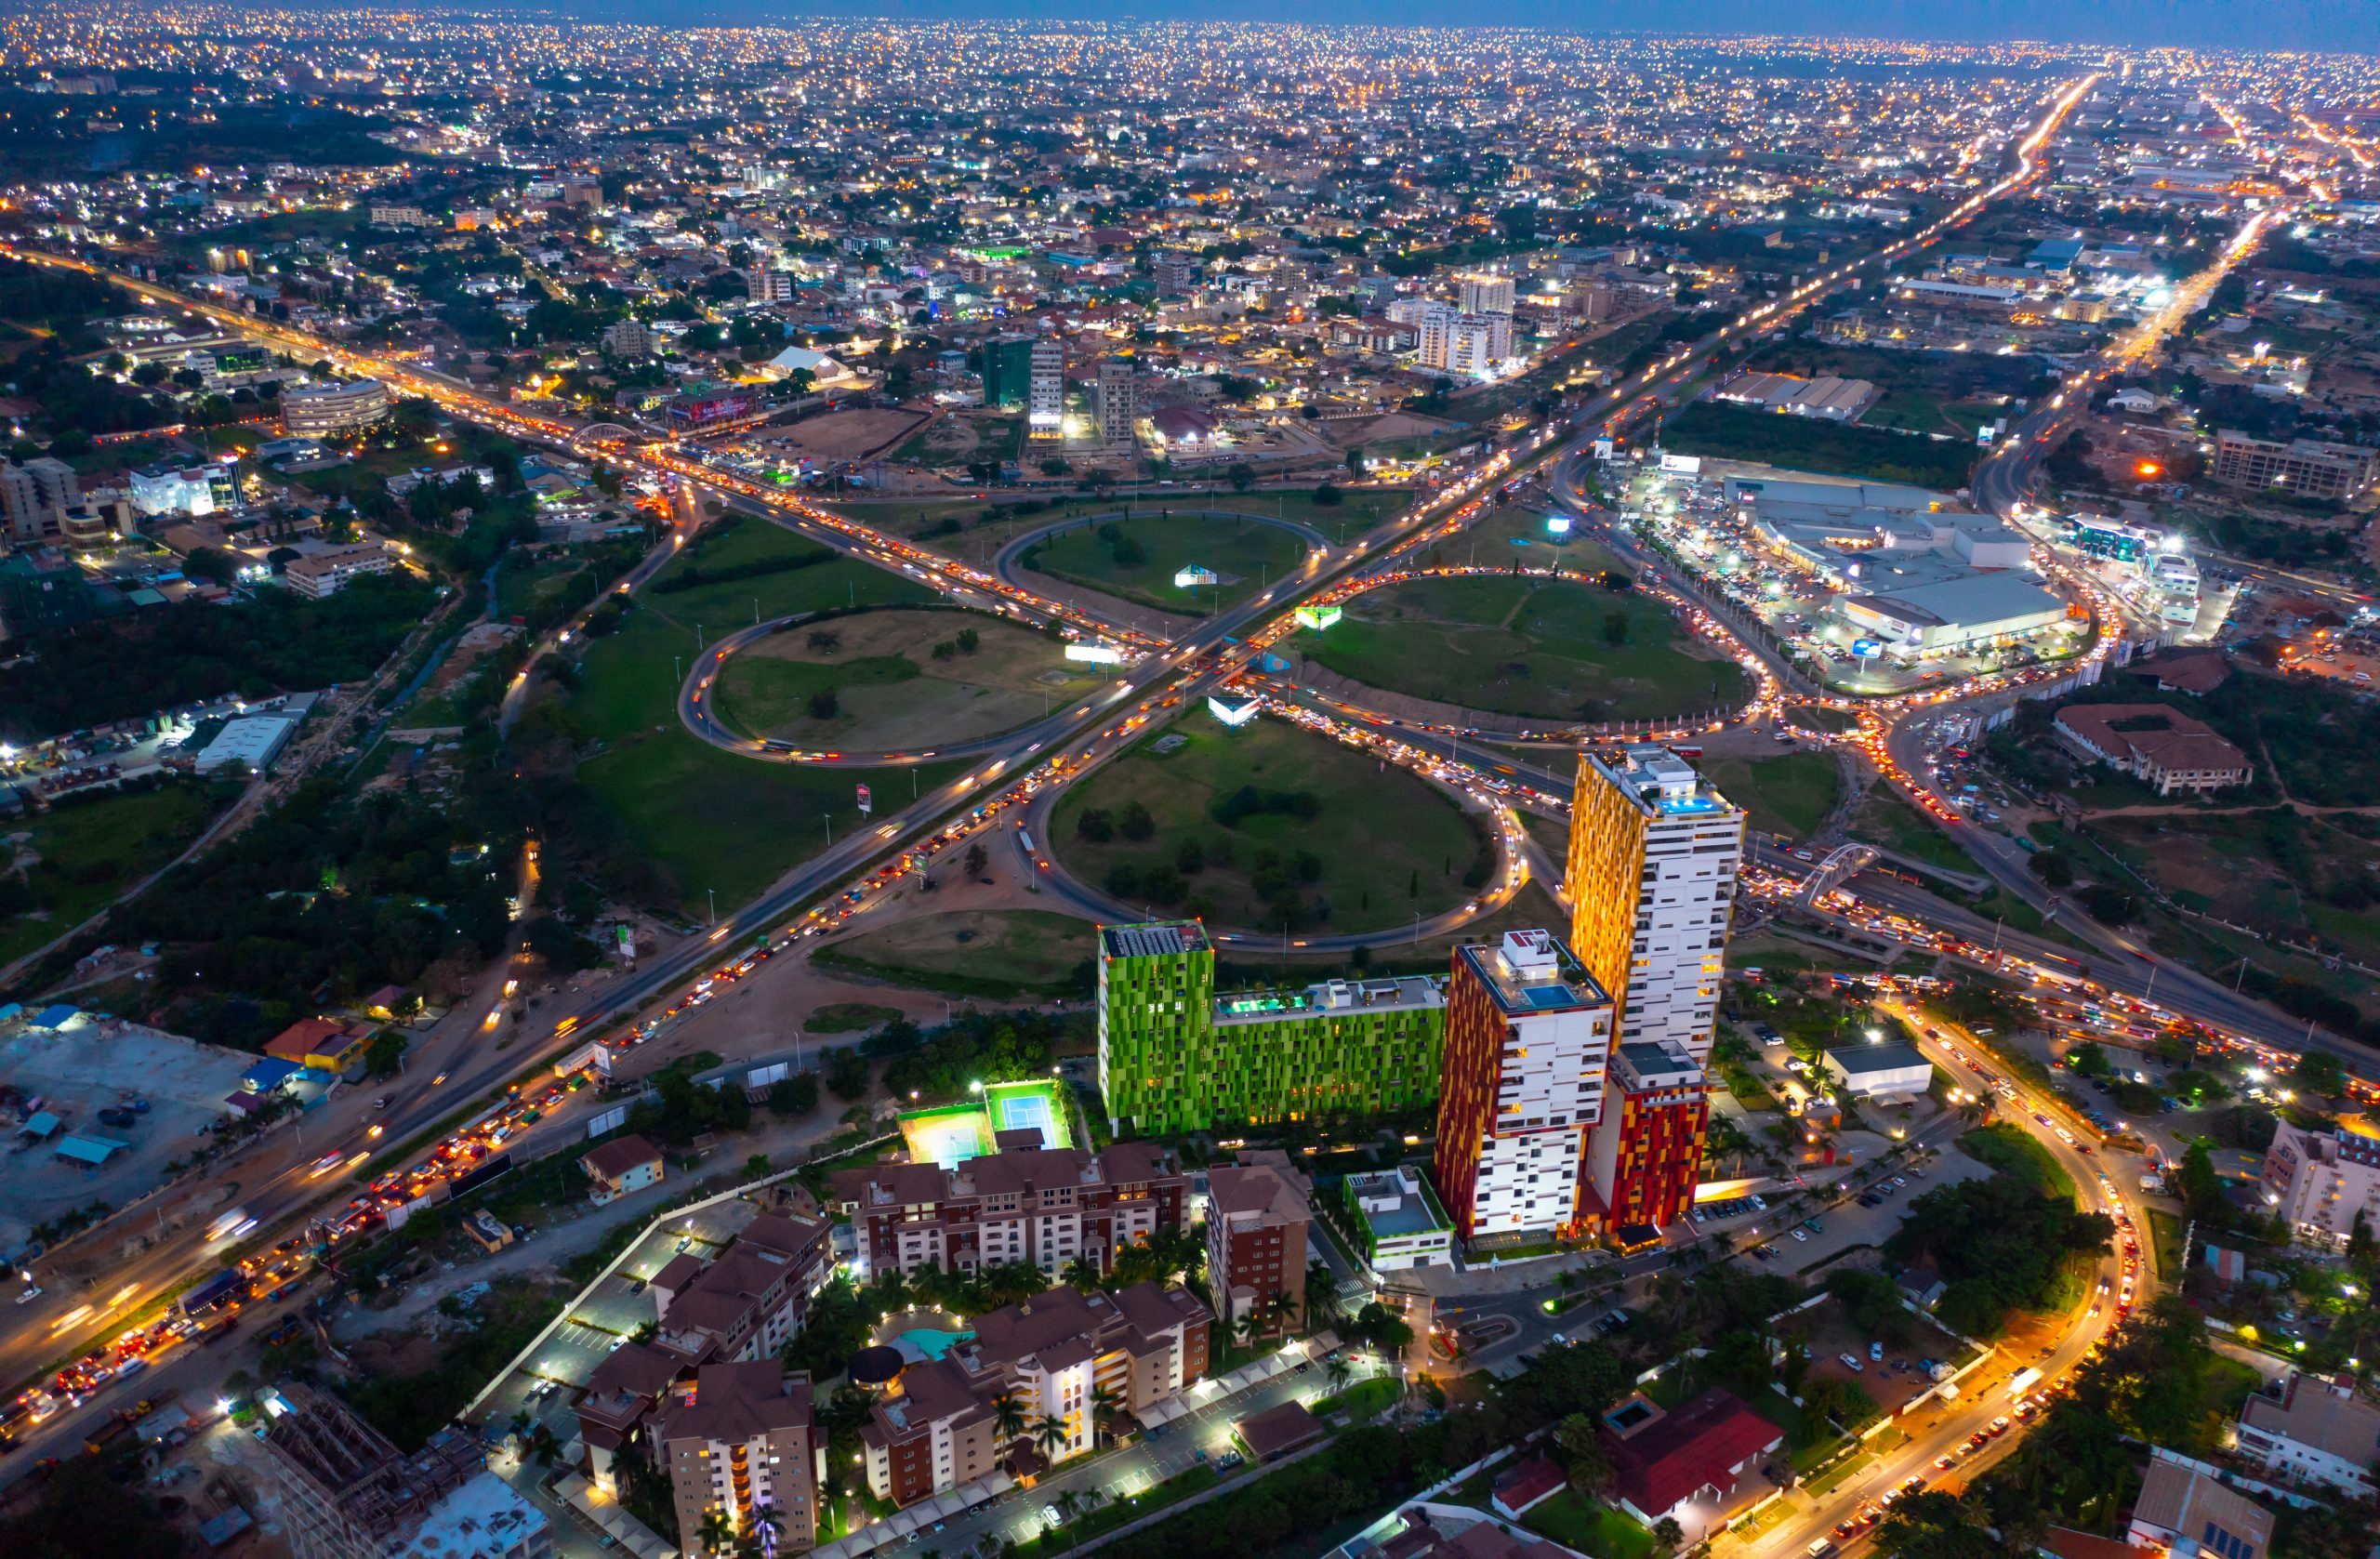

left=1294, top=562, right=1752, bottom=723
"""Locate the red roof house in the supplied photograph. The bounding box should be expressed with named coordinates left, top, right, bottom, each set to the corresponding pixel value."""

left=1600, top=1387, right=1784, bottom=1530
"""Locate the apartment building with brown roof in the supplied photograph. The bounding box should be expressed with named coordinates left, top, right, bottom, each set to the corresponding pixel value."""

left=832, top=1143, right=1186, bottom=1282
left=1204, top=1156, right=1312, bottom=1338
left=656, top=1362, right=822, bottom=1555
left=860, top=1282, right=1210, bottom=1507
left=2053, top=704, right=2254, bottom=796
left=572, top=1214, right=831, bottom=1500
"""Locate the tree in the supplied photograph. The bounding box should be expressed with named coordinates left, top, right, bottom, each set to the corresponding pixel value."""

left=1089, top=1381, right=1125, bottom=1447
left=2069, top=1039, right=2109, bottom=1077
left=1603, top=610, right=1631, bottom=647
left=808, top=688, right=840, bottom=720
left=1033, top=1413, right=1070, bottom=1465
left=697, top=1511, right=734, bottom=1556
left=2293, top=1047, right=2348, bottom=1099
left=1304, top=1262, right=1345, bottom=1333
left=1872, top=1491, right=1999, bottom=1559
left=1228, top=462, right=1255, bottom=492
left=825, top=1047, right=870, bottom=1102
left=964, top=841, right=988, bottom=878
left=744, top=1152, right=773, bottom=1181
left=993, top=1393, right=1028, bottom=1452
left=1061, top=1254, right=1103, bottom=1291
left=364, top=1027, right=408, bottom=1077
left=2030, top=849, right=2077, bottom=889
left=1554, top=1412, right=1615, bottom=1494
left=766, top=1073, right=819, bottom=1116
left=1651, top=1516, right=1685, bottom=1555
left=2176, top=1140, right=2230, bottom=1225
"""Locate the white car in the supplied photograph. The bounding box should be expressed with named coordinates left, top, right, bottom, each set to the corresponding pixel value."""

left=12, top=1286, right=40, bottom=1305
left=1792, top=1229, right=1810, bottom=1242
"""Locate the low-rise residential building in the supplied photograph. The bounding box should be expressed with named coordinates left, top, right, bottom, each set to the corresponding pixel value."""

left=1599, top=1386, right=1784, bottom=1536
left=860, top=1282, right=1210, bottom=1507
left=2263, top=1122, right=2380, bottom=1249
left=284, top=543, right=394, bottom=599
left=2234, top=1373, right=2380, bottom=1496
left=656, top=1361, right=823, bottom=1556
left=832, top=1142, right=1186, bottom=1281
left=264, top=1016, right=377, bottom=1074
left=1342, top=1166, right=1456, bottom=1271
left=1204, top=1156, right=1311, bottom=1337
left=2126, top=1449, right=2274, bottom=1559
left=2053, top=705, right=2253, bottom=796
left=581, top=1134, right=665, bottom=1205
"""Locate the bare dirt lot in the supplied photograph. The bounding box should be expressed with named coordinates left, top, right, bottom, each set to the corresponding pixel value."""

left=0, top=1019, right=250, bottom=1250
left=1329, top=410, right=1460, bottom=448
left=717, top=607, right=1104, bottom=749
left=746, top=407, right=931, bottom=465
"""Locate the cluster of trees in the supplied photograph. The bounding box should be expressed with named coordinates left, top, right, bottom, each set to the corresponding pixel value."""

left=871, top=1009, right=1063, bottom=1101
left=0, top=571, right=434, bottom=740
left=1885, top=1174, right=2115, bottom=1338
left=120, top=776, right=520, bottom=1050
left=1660, top=402, right=1978, bottom=490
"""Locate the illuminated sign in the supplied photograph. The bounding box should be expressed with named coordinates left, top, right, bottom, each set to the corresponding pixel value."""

left=1544, top=515, right=1573, bottom=535
left=1293, top=603, right=1342, bottom=631
left=1207, top=694, right=1261, bottom=728
left=1174, top=564, right=1220, bottom=588
left=1659, top=453, right=1702, bottom=475
left=855, top=784, right=872, bottom=816
left=1851, top=639, right=1884, bottom=658
left=1064, top=642, right=1125, bottom=665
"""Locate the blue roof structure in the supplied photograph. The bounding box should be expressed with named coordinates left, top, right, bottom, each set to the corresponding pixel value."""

left=55, top=1133, right=130, bottom=1164
left=242, top=1056, right=303, bottom=1090
left=31, top=1003, right=80, bottom=1029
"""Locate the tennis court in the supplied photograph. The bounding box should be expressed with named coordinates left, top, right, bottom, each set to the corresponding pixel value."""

left=985, top=1080, right=1070, bottom=1149
left=900, top=1105, right=992, bottom=1169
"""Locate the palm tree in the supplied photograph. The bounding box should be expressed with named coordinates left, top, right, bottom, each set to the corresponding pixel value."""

left=1303, top=1263, right=1346, bottom=1334
left=1032, top=1413, right=1070, bottom=1466
left=1060, top=1253, right=1103, bottom=1291
left=1264, top=1288, right=1298, bottom=1335
left=1324, top=1354, right=1354, bottom=1394
left=992, top=1394, right=1028, bottom=1454
left=695, top=1511, right=733, bottom=1557
left=737, top=1506, right=781, bottom=1559
left=1088, top=1382, right=1125, bottom=1447
left=1234, top=1309, right=1265, bottom=1351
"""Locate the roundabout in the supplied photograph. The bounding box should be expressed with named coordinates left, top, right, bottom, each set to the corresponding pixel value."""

left=995, top=507, right=1332, bottom=619
left=680, top=604, right=1117, bottom=767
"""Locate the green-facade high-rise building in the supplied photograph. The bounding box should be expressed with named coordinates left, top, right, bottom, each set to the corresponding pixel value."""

left=979, top=335, right=1038, bottom=412
left=1097, top=920, right=1446, bottom=1137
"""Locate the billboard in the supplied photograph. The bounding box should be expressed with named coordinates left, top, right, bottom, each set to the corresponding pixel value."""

left=1293, top=603, right=1342, bottom=632
left=555, top=1040, right=613, bottom=1078
left=585, top=1104, right=629, bottom=1139
left=747, top=1062, right=791, bottom=1090
left=855, top=783, right=872, bottom=816
left=1207, top=693, right=1261, bottom=727
left=665, top=391, right=761, bottom=430
left=1544, top=515, right=1573, bottom=535
left=1851, top=639, right=1884, bottom=658
left=1659, top=453, right=1702, bottom=475
left=1064, top=641, right=1125, bottom=665
left=448, top=1152, right=514, bottom=1198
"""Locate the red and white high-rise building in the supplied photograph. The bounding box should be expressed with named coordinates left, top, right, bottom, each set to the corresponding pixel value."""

left=1431, top=930, right=1616, bottom=1245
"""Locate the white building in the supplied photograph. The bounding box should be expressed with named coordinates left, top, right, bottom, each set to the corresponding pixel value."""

left=1568, top=745, right=1748, bottom=1068
left=1835, top=569, right=2071, bottom=661
left=1027, top=338, right=1064, bottom=441
left=2235, top=1373, right=2380, bottom=1496
left=130, top=464, right=232, bottom=519
left=2262, top=1123, right=2380, bottom=1249
left=1456, top=270, right=1516, bottom=316
left=1821, top=1042, right=1933, bottom=1100
left=283, top=544, right=393, bottom=600
left=1342, top=1167, right=1454, bottom=1271
left=281, top=379, right=391, bottom=438
left=1436, top=929, right=1616, bottom=1241
left=193, top=714, right=300, bottom=776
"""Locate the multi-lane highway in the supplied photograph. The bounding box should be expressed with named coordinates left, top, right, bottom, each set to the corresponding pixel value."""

left=0, top=66, right=2128, bottom=1457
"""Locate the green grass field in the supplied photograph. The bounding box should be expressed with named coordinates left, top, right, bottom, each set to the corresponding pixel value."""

left=0, top=782, right=219, bottom=962
left=1959, top=1122, right=2077, bottom=1205
left=822, top=489, right=1409, bottom=546
left=1022, top=512, right=1313, bottom=616
left=1522, top=1492, right=1656, bottom=1559
left=1050, top=715, right=1485, bottom=934
left=565, top=518, right=959, bottom=915
left=1847, top=784, right=1977, bottom=876
left=713, top=608, right=1086, bottom=750
left=1703, top=751, right=1844, bottom=841
left=1299, top=574, right=1751, bottom=722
